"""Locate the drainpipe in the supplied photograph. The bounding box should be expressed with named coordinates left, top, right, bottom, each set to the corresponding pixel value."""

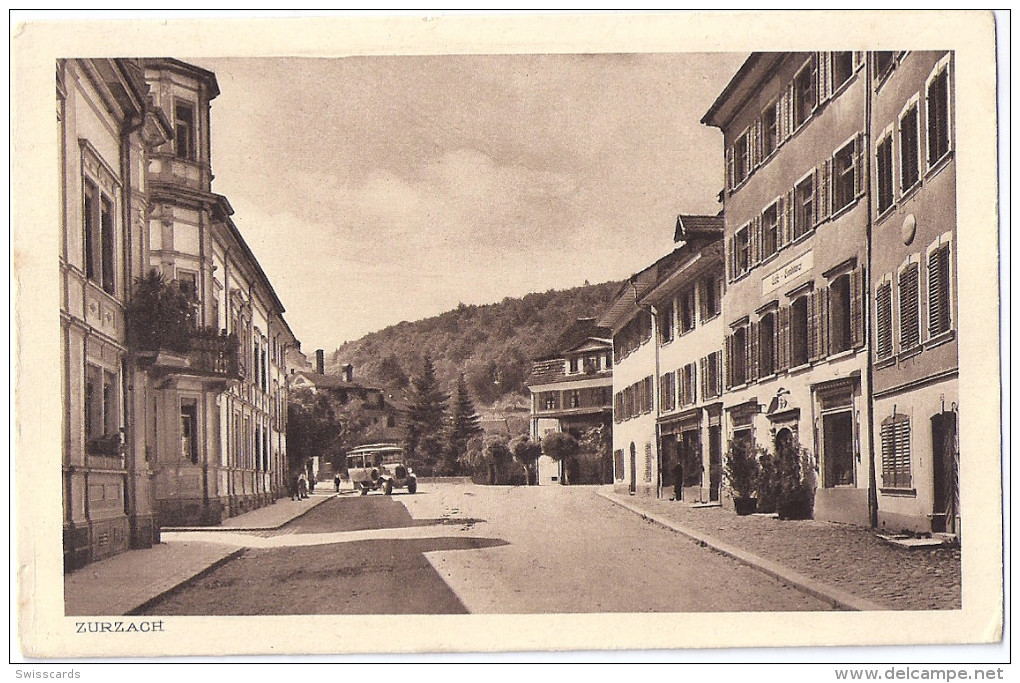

left=864, top=53, right=879, bottom=528
left=629, top=277, right=661, bottom=497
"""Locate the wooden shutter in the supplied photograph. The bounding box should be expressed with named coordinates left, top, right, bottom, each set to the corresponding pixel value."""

left=783, top=190, right=794, bottom=246
left=818, top=284, right=830, bottom=359
left=900, top=266, right=921, bottom=348
left=748, top=321, right=759, bottom=383
left=725, top=145, right=734, bottom=191
left=724, top=333, right=733, bottom=389
left=750, top=216, right=761, bottom=266
left=785, top=84, right=795, bottom=139
left=850, top=266, right=866, bottom=348
left=726, top=236, right=733, bottom=282
left=699, top=357, right=707, bottom=400
left=818, top=52, right=831, bottom=104
left=816, top=160, right=830, bottom=223
left=854, top=132, right=866, bottom=197
left=929, top=245, right=951, bottom=336
left=777, top=306, right=791, bottom=371
left=690, top=362, right=697, bottom=404
left=807, top=289, right=819, bottom=360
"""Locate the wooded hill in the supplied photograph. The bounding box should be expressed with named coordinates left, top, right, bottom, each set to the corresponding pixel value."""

left=328, top=280, right=622, bottom=405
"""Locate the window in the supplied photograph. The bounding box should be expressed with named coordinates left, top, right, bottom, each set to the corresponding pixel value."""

left=543, top=392, right=558, bottom=411
left=701, top=352, right=722, bottom=400
left=174, top=102, right=196, bottom=161
left=899, top=263, right=921, bottom=350
left=881, top=415, right=912, bottom=489
left=733, top=131, right=750, bottom=185
left=928, top=241, right=952, bottom=338
left=832, top=139, right=858, bottom=212
left=876, top=133, right=894, bottom=214
left=660, top=371, right=676, bottom=412
left=568, top=357, right=579, bottom=374
left=875, top=280, right=894, bottom=359
left=180, top=400, right=198, bottom=464
left=759, top=312, right=776, bottom=377
left=659, top=300, right=675, bottom=344
left=583, top=354, right=601, bottom=374
left=927, top=59, right=952, bottom=168
left=899, top=101, right=920, bottom=193
left=678, top=363, right=696, bottom=407
left=679, top=287, right=696, bottom=334
left=793, top=57, right=817, bottom=128
left=734, top=226, right=750, bottom=276
left=642, top=376, right=654, bottom=414
left=701, top=275, right=721, bottom=321
left=873, top=51, right=896, bottom=81
left=83, top=180, right=116, bottom=294
left=794, top=175, right=814, bottom=240
left=829, top=274, right=852, bottom=354
left=569, top=390, right=580, bottom=409
left=613, top=449, right=624, bottom=480
left=831, top=51, right=854, bottom=90
left=727, top=326, right=747, bottom=387
left=761, top=103, right=778, bottom=158
left=84, top=364, right=120, bottom=451
left=791, top=296, right=810, bottom=367
left=644, top=443, right=654, bottom=483
left=762, top=203, right=779, bottom=260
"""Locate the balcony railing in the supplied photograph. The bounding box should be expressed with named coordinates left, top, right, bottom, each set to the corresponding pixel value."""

left=139, top=330, right=243, bottom=381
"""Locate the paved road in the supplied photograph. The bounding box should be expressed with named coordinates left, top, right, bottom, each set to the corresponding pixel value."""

left=142, top=484, right=831, bottom=615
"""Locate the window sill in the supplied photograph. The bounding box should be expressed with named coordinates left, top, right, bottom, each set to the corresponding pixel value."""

left=898, top=345, right=923, bottom=362
left=875, top=355, right=896, bottom=370
left=924, top=329, right=955, bottom=350
left=879, top=487, right=917, bottom=498
left=700, top=311, right=722, bottom=325
left=875, top=203, right=897, bottom=225
left=791, top=229, right=815, bottom=247
left=788, top=362, right=813, bottom=376
left=826, top=348, right=856, bottom=363
left=925, top=150, right=954, bottom=180
left=678, top=326, right=697, bottom=337
left=759, top=250, right=781, bottom=269
left=899, top=180, right=922, bottom=205
left=730, top=271, right=751, bottom=284
left=829, top=195, right=861, bottom=223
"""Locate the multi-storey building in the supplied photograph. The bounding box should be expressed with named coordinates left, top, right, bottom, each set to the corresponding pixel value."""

left=526, top=318, right=613, bottom=484
left=59, top=59, right=173, bottom=570
left=600, top=217, right=724, bottom=498
left=703, top=53, right=872, bottom=525
left=868, top=51, right=958, bottom=535
left=142, top=59, right=295, bottom=525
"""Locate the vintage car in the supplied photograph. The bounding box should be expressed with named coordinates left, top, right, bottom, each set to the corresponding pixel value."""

left=345, top=443, right=418, bottom=495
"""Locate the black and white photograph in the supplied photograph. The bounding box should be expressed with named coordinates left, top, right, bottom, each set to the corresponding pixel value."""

left=11, top=10, right=1005, bottom=667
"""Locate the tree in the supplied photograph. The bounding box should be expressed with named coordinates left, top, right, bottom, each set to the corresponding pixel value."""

left=375, top=353, right=409, bottom=389
left=445, top=374, right=483, bottom=474
left=405, top=354, right=449, bottom=472
left=286, top=391, right=337, bottom=475
left=509, top=435, right=542, bottom=485
left=483, top=435, right=513, bottom=484
left=542, top=431, right=580, bottom=485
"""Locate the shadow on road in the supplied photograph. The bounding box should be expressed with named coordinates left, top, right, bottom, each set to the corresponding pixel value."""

left=136, top=536, right=509, bottom=616
left=281, top=495, right=484, bottom=534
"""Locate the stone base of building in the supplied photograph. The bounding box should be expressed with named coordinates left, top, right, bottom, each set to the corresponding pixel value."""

left=814, top=487, right=870, bottom=526
left=63, top=516, right=131, bottom=573
left=130, top=513, right=160, bottom=550
left=157, top=497, right=225, bottom=527
left=877, top=508, right=960, bottom=537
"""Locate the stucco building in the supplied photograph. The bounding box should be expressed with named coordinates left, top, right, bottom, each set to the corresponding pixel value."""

left=868, top=51, right=958, bottom=535
left=600, top=216, right=724, bottom=499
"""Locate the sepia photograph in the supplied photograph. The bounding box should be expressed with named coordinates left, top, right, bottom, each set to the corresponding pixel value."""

left=10, top=10, right=1005, bottom=665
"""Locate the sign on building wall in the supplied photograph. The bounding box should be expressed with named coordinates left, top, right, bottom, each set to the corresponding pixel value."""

left=762, top=250, right=813, bottom=296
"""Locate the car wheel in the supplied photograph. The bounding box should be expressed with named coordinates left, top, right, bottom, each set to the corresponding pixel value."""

left=407, top=479, right=417, bottom=494
left=383, top=480, right=393, bottom=495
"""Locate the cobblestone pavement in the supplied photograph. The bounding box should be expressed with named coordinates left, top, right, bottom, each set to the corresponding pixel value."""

left=601, top=490, right=960, bottom=611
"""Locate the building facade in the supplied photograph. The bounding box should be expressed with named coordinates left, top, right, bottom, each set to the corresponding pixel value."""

left=142, top=59, right=295, bottom=525
left=60, top=58, right=299, bottom=569
left=600, top=217, right=724, bottom=500
left=703, top=52, right=873, bottom=526
left=59, top=59, right=173, bottom=570
left=868, top=51, right=958, bottom=535
left=526, top=318, right=614, bottom=485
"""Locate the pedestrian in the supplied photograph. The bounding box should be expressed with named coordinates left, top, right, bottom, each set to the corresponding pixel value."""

left=290, top=473, right=301, bottom=501
left=298, top=472, right=309, bottom=499
left=334, top=473, right=341, bottom=493
left=672, top=460, right=683, bottom=502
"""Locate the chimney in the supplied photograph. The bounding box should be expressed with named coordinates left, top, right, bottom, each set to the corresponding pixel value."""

left=315, top=349, right=324, bottom=375
left=341, top=363, right=353, bottom=383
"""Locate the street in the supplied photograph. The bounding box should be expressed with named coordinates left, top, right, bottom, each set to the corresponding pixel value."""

left=141, top=483, right=832, bottom=615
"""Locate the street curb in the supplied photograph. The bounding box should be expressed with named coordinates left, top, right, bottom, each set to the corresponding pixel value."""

left=162, top=494, right=334, bottom=532
left=596, top=489, right=888, bottom=612
left=124, top=548, right=247, bottom=616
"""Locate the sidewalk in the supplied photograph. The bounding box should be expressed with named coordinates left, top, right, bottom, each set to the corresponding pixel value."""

left=64, top=492, right=334, bottom=616
left=596, top=487, right=961, bottom=611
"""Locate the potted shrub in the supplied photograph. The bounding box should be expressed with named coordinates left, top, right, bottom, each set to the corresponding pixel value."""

left=723, top=439, right=761, bottom=515
left=775, top=434, right=816, bottom=520
left=756, top=448, right=781, bottom=514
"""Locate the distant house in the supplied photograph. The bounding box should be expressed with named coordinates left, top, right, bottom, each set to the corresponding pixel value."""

left=526, top=318, right=614, bottom=484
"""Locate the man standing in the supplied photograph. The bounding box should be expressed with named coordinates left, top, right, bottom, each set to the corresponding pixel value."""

left=672, top=459, right=683, bottom=502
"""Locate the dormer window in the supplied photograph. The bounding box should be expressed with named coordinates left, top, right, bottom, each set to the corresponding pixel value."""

left=568, top=357, right=579, bottom=374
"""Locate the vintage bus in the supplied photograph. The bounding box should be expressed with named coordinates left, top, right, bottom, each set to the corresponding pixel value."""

left=345, top=443, right=418, bottom=495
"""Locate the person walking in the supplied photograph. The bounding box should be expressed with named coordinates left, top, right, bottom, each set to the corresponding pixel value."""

left=672, top=459, right=683, bottom=502
left=334, top=473, right=341, bottom=493
left=290, top=472, right=301, bottom=501
left=298, top=472, right=309, bottom=499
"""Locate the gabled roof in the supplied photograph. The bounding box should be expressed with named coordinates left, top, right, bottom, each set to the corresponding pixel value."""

left=674, top=213, right=725, bottom=243
left=534, top=317, right=612, bottom=362
left=290, top=371, right=373, bottom=392
left=701, top=52, right=788, bottom=130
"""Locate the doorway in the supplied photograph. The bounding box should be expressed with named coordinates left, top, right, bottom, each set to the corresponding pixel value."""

left=931, top=411, right=959, bottom=533
left=708, top=424, right=722, bottom=501
left=822, top=411, right=855, bottom=487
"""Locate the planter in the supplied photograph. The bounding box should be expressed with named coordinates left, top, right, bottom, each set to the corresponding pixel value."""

left=734, top=497, right=758, bottom=516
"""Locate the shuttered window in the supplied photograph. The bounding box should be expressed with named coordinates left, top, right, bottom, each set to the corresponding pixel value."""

left=829, top=274, right=852, bottom=354
left=833, top=139, right=857, bottom=212
left=733, top=131, right=750, bottom=185
left=831, top=51, right=854, bottom=90
left=793, top=56, right=817, bottom=128
left=678, top=362, right=697, bottom=407
left=679, top=287, right=696, bottom=333
left=791, top=296, right=809, bottom=367
left=927, top=60, right=951, bottom=168
left=731, top=327, right=747, bottom=386
left=875, top=280, right=893, bottom=359
left=759, top=312, right=776, bottom=377
left=928, top=242, right=952, bottom=337
left=762, top=102, right=779, bottom=158
left=644, top=443, right=654, bottom=483
left=899, top=264, right=921, bottom=349
left=659, top=300, right=675, bottom=344
left=660, top=371, right=676, bottom=412
left=702, top=353, right=721, bottom=400
left=900, top=102, right=920, bottom=193
left=734, top=226, right=750, bottom=276
left=777, top=305, right=791, bottom=372
left=881, top=416, right=912, bottom=489
left=762, top=203, right=779, bottom=260
left=876, top=134, right=894, bottom=214
left=794, top=175, right=814, bottom=240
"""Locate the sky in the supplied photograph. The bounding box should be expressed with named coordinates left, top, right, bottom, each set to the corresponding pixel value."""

left=192, top=53, right=749, bottom=353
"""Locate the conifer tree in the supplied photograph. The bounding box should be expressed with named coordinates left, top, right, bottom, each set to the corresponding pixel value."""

left=445, top=373, right=483, bottom=473
left=405, top=354, right=449, bottom=473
